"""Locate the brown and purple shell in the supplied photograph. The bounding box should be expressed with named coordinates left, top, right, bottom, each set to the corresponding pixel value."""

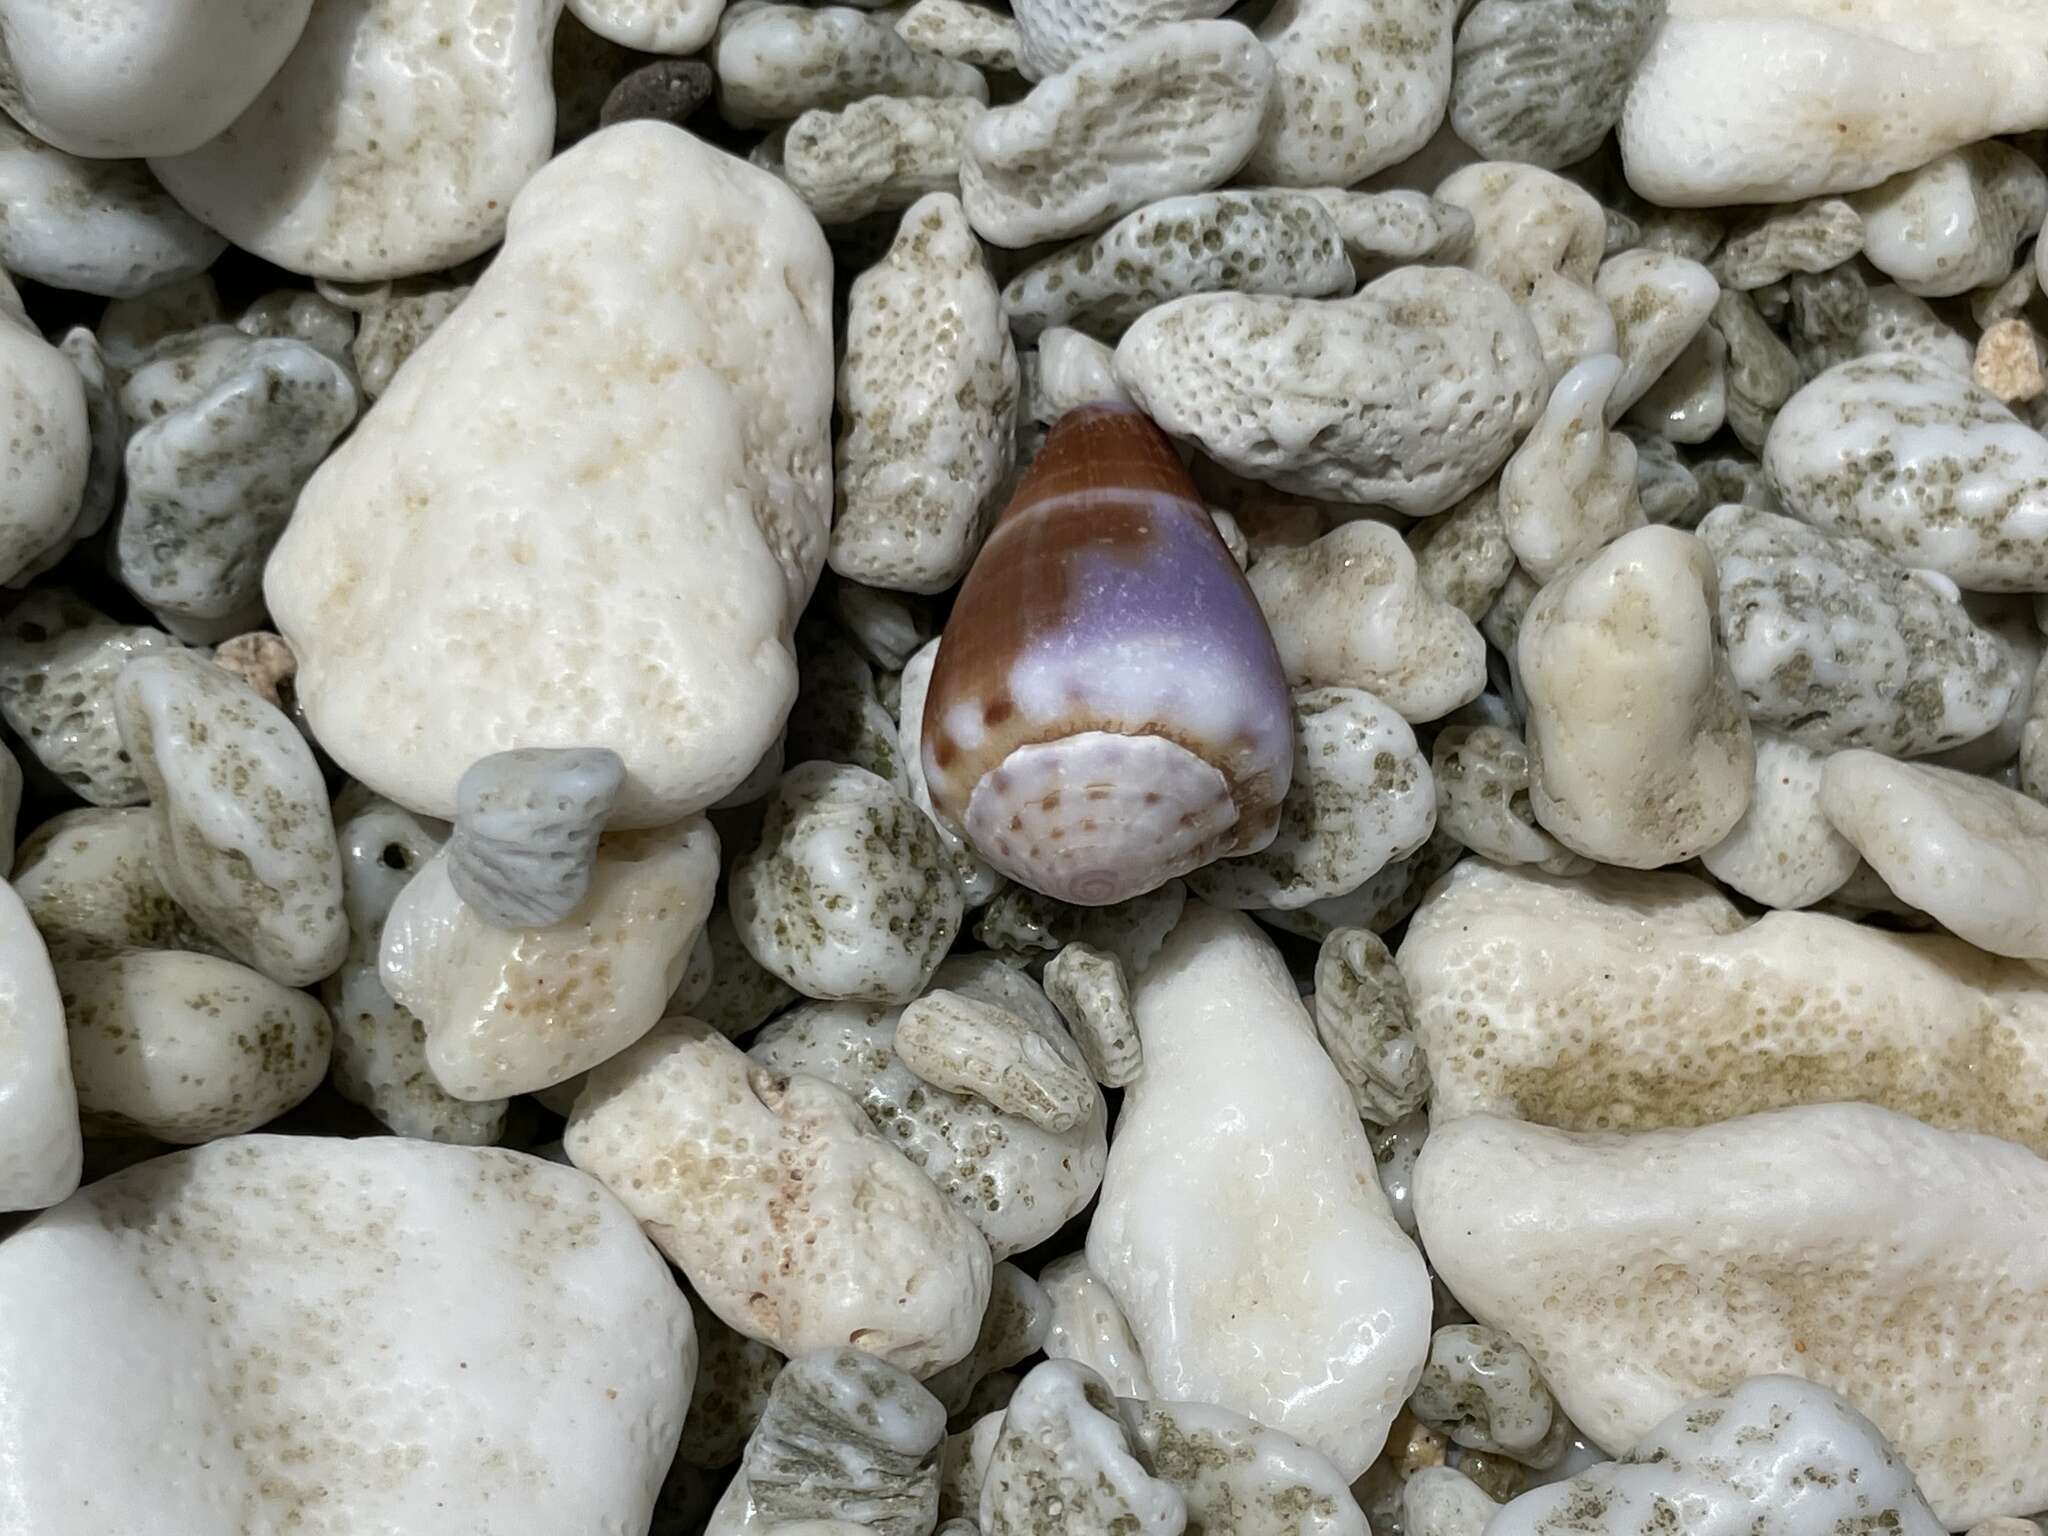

left=921, top=402, right=1295, bottom=906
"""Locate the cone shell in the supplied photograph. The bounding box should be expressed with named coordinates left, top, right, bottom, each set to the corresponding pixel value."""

left=922, top=402, right=1295, bottom=905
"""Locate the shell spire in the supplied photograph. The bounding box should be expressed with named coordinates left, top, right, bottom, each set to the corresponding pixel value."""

left=921, top=401, right=1295, bottom=905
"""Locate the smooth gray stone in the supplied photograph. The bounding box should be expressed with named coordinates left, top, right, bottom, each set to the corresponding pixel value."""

left=448, top=746, right=626, bottom=929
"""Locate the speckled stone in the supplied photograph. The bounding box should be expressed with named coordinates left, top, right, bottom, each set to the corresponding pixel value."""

left=1187, top=687, right=1436, bottom=911
left=0, top=1135, right=695, bottom=1530
left=925, top=1261, right=1053, bottom=1416
left=1431, top=724, right=1590, bottom=876
left=1246, top=0, right=1454, bottom=187
left=267, top=126, right=833, bottom=825
left=1522, top=271, right=1619, bottom=387
left=1248, top=520, right=1488, bottom=721
left=116, top=336, right=359, bottom=625
left=1711, top=198, right=1864, bottom=291
left=786, top=627, right=909, bottom=794
left=113, top=324, right=258, bottom=423
left=1924, top=593, right=2039, bottom=774
left=980, top=1361, right=1186, bottom=1536
left=95, top=272, right=221, bottom=369
left=1782, top=264, right=1864, bottom=380
left=1449, top=0, right=1662, bottom=168
left=234, top=288, right=356, bottom=361
left=1498, top=352, right=1644, bottom=580
left=1486, top=1378, right=1944, bottom=1536
left=1631, top=204, right=1723, bottom=263
left=1121, top=1396, right=1370, bottom=1536
left=1699, top=503, right=2019, bottom=757
left=1405, top=1467, right=1499, bottom=1536
left=568, top=1017, right=993, bottom=1374
left=382, top=816, right=717, bottom=1100
left=56, top=948, right=330, bottom=1144
left=150, top=0, right=560, bottom=281
left=897, top=0, right=1022, bottom=70
left=1424, top=1100, right=2048, bottom=1529
left=1593, top=247, right=1719, bottom=418
left=2023, top=651, right=2048, bottom=807
left=1028, top=328, right=1132, bottom=425
left=1691, top=456, right=1781, bottom=524
left=896, top=988, right=1096, bottom=1133
left=329, top=277, right=471, bottom=401
left=676, top=1294, right=784, bottom=1470
left=1626, top=426, right=1699, bottom=526
left=832, top=194, right=1018, bottom=596
left=1436, top=161, right=1604, bottom=303
left=1856, top=142, right=2048, bottom=299
left=1119, top=268, right=1546, bottom=513
left=1766, top=353, right=2048, bottom=592
left=4, top=326, right=126, bottom=590
left=782, top=97, right=987, bottom=226
left=972, top=879, right=1187, bottom=977
left=1402, top=856, right=2048, bottom=1152
left=1699, top=729, right=1859, bottom=910
left=694, top=905, right=800, bottom=1039
left=568, top=0, right=721, bottom=54
left=1253, top=827, right=1463, bottom=944
left=1789, top=271, right=1976, bottom=387
left=1312, top=926, right=1427, bottom=1125
left=938, top=1411, right=1006, bottom=1524
left=1856, top=285, right=1974, bottom=378
left=745, top=1347, right=946, bottom=1536
left=1709, top=288, right=1800, bottom=453
left=733, top=761, right=963, bottom=1003
left=1002, top=190, right=1353, bottom=342
left=961, top=21, right=1272, bottom=248
left=1625, top=320, right=1727, bottom=444
left=715, top=4, right=987, bottom=128
left=1617, top=0, right=2048, bottom=207
left=11, top=806, right=222, bottom=962
left=0, top=285, right=89, bottom=586
left=1478, top=562, right=1537, bottom=664
left=1409, top=1324, right=1555, bottom=1461
left=0, top=592, right=180, bottom=807
left=1010, top=0, right=1229, bottom=78
left=324, top=798, right=507, bottom=1145
left=1042, top=942, right=1142, bottom=1088
left=114, top=651, right=347, bottom=987
left=1409, top=483, right=1516, bottom=621
left=751, top=955, right=1106, bottom=1258
left=1038, top=1252, right=1154, bottom=1399
left=1303, top=189, right=1473, bottom=281
left=0, top=0, right=314, bottom=159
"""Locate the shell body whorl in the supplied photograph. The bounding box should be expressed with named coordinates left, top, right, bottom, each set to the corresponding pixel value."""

left=922, top=402, right=1294, bottom=905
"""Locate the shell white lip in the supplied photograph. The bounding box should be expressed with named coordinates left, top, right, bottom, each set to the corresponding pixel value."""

left=962, top=731, right=1240, bottom=905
